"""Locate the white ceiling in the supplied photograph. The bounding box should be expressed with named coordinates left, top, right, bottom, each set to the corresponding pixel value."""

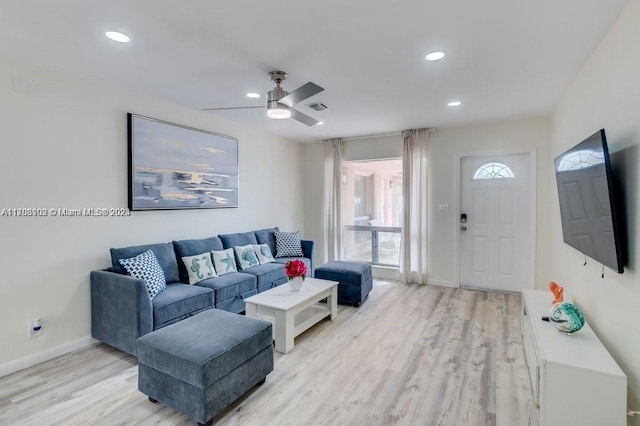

left=0, top=1, right=630, bottom=142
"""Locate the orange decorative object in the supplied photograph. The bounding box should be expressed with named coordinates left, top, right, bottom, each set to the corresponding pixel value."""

left=549, top=281, right=564, bottom=305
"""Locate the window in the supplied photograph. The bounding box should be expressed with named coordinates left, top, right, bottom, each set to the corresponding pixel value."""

left=342, top=159, right=402, bottom=267
left=473, top=162, right=514, bottom=179
left=556, top=150, right=604, bottom=171
left=352, top=174, right=371, bottom=219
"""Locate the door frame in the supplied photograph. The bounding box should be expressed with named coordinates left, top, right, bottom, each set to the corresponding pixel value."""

left=453, top=148, right=537, bottom=290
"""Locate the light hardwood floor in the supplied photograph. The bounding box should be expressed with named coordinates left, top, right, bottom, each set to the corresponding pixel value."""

left=0, top=281, right=537, bottom=426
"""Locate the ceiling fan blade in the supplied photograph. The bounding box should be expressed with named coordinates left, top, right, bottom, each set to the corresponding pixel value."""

left=201, top=106, right=266, bottom=111
left=278, top=82, right=324, bottom=107
left=290, top=108, right=320, bottom=126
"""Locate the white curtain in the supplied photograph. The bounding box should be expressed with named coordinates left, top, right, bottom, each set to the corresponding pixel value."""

left=400, top=128, right=433, bottom=284
left=323, top=138, right=344, bottom=262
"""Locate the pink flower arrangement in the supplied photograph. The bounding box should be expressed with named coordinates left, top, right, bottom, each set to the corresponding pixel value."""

left=284, top=259, right=308, bottom=281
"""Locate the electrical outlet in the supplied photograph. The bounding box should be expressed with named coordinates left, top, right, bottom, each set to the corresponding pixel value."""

left=28, top=318, right=43, bottom=338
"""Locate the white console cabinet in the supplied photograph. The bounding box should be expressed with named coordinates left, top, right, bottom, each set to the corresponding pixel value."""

left=521, top=289, right=626, bottom=426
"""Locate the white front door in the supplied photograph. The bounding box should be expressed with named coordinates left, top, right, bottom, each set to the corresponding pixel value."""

left=460, top=153, right=533, bottom=292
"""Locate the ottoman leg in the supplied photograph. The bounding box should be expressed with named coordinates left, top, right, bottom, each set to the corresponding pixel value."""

left=198, top=421, right=213, bottom=426
left=148, top=397, right=158, bottom=404
left=258, top=377, right=266, bottom=386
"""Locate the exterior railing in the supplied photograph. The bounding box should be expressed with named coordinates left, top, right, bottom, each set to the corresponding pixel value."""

left=344, top=225, right=402, bottom=267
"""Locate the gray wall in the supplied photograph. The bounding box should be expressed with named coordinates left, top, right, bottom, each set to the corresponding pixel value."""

left=0, top=56, right=304, bottom=371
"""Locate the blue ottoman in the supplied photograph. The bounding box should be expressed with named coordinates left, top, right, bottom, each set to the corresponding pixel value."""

left=137, top=309, right=273, bottom=426
left=314, top=261, right=372, bottom=307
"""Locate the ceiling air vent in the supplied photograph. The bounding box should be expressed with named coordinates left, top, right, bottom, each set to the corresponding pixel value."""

left=307, top=102, right=328, bottom=111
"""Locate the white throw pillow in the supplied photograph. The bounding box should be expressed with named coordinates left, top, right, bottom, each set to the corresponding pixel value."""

left=274, top=231, right=304, bottom=257
left=119, top=249, right=167, bottom=299
left=253, top=243, right=275, bottom=264
left=234, top=245, right=259, bottom=270
left=181, top=252, right=217, bottom=284
left=211, top=248, right=238, bottom=275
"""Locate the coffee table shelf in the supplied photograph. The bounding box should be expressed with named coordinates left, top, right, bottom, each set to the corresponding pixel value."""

left=244, top=278, right=338, bottom=353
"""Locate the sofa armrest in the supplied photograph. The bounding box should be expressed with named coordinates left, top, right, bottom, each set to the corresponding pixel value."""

left=301, top=240, right=314, bottom=275
left=90, top=269, right=153, bottom=356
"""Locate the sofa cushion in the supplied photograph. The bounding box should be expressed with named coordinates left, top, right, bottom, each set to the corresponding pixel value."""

left=119, top=250, right=167, bottom=299
left=253, top=244, right=275, bottom=264
left=111, top=242, right=180, bottom=284
left=274, top=231, right=304, bottom=257
left=152, top=283, right=214, bottom=329
left=212, top=248, right=238, bottom=275
left=240, top=263, right=286, bottom=288
left=173, top=237, right=224, bottom=283
left=181, top=252, right=217, bottom=284
left=219, top=232, right=258, bottom=249
left=254, top=227, right=279, bottom=255
left=197, top=272, right=256, bottom=303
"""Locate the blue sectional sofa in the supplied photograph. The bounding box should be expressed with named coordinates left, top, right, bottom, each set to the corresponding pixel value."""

left=90, top=227, right=313, bottom=356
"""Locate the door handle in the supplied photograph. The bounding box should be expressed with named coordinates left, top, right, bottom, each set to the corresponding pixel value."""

left=460, top=213, right=467, bottom=223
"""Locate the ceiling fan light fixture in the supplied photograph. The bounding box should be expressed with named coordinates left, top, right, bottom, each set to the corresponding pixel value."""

left=203, top=71, right=324, bottom=126
left=267, top=106, right=291, bottom=119
left=266, top=82, right=291, bottom=119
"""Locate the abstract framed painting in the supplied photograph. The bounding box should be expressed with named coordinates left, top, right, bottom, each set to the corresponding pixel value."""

left=127, top=114, right=239, bottom=210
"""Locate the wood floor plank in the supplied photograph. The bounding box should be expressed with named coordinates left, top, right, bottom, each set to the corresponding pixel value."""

left=0, top=281, right=535, bottom=426
left=495, top=361, right=538, bottom=426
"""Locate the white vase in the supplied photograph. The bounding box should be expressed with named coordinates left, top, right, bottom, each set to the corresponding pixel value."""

left=288, top=277, right=304, bottom=292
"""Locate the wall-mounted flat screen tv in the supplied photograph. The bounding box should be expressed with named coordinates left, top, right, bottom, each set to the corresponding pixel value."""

left=554, top=129, right=624, bottom=273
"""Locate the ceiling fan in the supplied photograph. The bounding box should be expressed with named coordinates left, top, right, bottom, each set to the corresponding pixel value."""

left=202, top=71, right=324, bottom=126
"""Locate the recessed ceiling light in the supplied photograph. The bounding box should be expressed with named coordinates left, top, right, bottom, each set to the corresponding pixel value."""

left=447, top=100, right=462, bottom=107
left=426, top=51, right=445, bottom=61
left=315, top=121, right=324, bottom=126
left=105, top=31, right=130, bottom=43
left=246, top=92, right=260, bottom=98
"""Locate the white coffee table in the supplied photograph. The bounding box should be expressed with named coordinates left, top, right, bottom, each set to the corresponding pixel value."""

left=244, top=277, right=338, bottom=353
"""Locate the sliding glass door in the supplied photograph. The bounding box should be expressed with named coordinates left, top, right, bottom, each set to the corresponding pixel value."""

left=342, top=159, right=402, bottom=267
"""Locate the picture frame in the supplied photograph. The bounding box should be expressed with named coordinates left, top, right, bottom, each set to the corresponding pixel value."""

left=127, top=113, right=239, bottom=210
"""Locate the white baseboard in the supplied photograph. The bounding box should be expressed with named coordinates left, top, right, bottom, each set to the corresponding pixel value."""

left=0, top=336, right=96, bottom=378
left=428, top=279, right=458, bottom=288
left=372, top=266, right=399, bottom=281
